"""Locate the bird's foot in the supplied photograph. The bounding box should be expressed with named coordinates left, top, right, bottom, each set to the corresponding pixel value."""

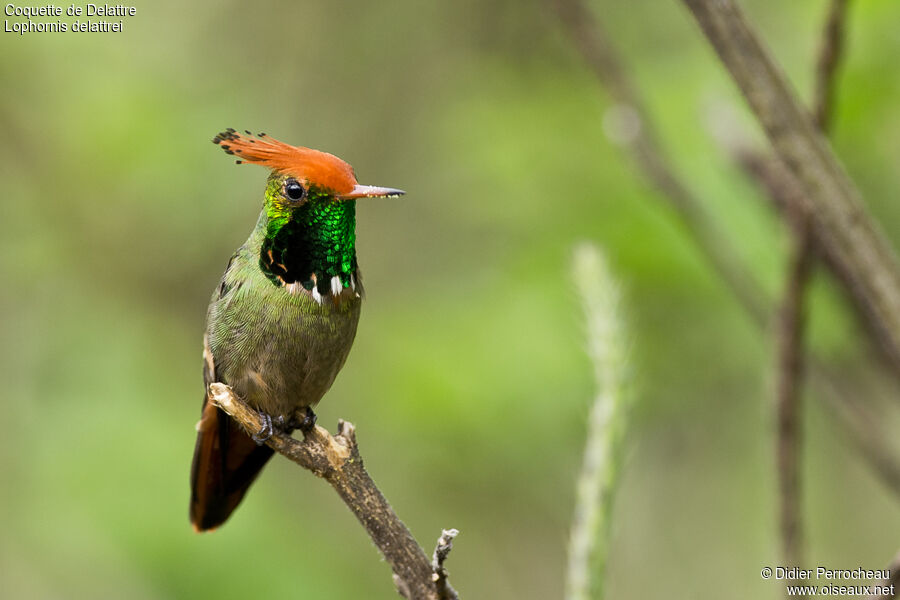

left=289, top=406, right=317, bottom=433
left=252, top=411, right=275, bottom=445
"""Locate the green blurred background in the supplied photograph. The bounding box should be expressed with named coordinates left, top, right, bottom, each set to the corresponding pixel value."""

left=2, top=1, right=899, bottom=598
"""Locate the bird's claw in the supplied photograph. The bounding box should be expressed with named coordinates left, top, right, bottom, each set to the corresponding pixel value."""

left=253, top=409, right=313, bottom=443
left=291, top=406, right=317, bottom=433
left=252, top=411, right=274, bottom=445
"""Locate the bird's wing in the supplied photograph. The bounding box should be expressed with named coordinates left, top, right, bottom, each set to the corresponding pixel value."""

left=189, top=255, right=275, bottom=531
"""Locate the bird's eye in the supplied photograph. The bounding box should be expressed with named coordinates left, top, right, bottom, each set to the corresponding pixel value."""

left=285, top=179, right=306, bottom=202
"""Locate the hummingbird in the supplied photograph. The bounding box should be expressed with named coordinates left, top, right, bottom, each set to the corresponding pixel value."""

left=190, top=129, right=404, bottom=531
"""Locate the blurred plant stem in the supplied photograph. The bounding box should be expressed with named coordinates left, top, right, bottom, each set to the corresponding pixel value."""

left=681, top=0, right=900, bottom=377
left=550, top=0, right=900, bottom=501
left=566, top=243, right=630, bottom=600
left=774, top=219, right=812, bottom=579
left=551, top=0, right=769, bottom=326
left=813, top=0, right=850, bottom=132
left=773, top=1, right=850, bottom=584
left=734, top=151, right=900, bottom=500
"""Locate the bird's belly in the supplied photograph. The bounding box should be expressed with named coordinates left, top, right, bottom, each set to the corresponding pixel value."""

left=215, top=294, right=361, bottom=420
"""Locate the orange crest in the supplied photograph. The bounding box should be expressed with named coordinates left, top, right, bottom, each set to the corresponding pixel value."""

left=213, top=129, right=358, bottom=195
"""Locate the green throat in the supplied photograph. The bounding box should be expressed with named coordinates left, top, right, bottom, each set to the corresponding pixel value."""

left=259, top=181, right=358, bottom=293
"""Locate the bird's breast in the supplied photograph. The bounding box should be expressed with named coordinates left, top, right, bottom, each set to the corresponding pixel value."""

left=209, top=273, right=362, bottom=419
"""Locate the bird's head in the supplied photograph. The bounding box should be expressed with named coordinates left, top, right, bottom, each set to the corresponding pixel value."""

left=212, top=129, right=403, bottom=298
left=213, top=128, right=404, bottom=213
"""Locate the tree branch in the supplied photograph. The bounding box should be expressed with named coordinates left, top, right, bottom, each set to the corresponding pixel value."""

left=550, top=0, right=900, bottom=499
left=746, top=152, right=900, bottom=501
left=730, top=151, right=900, bottom=502
left=431, top=529, right=460, bottom=600
left=734, top=148, right=899, bottom=365
left=813, top=0, right=850, bottom=132
left=719, top=0, right=900, bottom=503
left=551, top=0, right=769, bottom=326
left=774, top=217, right=813, bottom=582
left=681, top=0, right=900, bottom=377
left=715, top=0, right=900, bottom=393
left=773, top=1, right=853, bottom=579
left=207, top=383, right=459, bottom=600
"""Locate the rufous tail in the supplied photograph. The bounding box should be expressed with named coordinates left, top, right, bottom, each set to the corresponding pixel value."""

left=189, top=402, right=273, bottom=531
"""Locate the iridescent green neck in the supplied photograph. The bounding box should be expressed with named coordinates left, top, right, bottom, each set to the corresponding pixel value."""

left=258, top=178, right=357, bottom=293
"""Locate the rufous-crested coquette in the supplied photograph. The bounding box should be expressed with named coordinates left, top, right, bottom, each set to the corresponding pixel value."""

left=190, top=129, right=404, bottom=531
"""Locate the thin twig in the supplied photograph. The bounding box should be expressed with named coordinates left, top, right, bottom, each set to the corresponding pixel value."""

left=681, top=0, right=900, bottom=377
left=722, top=0, right=900, bottom=501
left=867, top=549, right=900, bottom=600
left=774, top=1, right=851, bottom=579
left=734, top=150, right=898, bottom=375
left=774, top=217, right=813, bottom=582
left=551, top=0, right=769, bottom=326
left=755, top=160, right=900, bottom=554
left=431, top=529, right=460, bottom=600
left=740, top=154, right=900, bottom=498
left=207, top=383, right=459, bottom=600
left=813, top=0, right=850, bottom=132
left=735, top=143, right=900, bottom=381
left=724, top=0, right=899, bottom=384
left=566, top=244, right=630, bottom=600
left=550, top=0, right=900, bottom=500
